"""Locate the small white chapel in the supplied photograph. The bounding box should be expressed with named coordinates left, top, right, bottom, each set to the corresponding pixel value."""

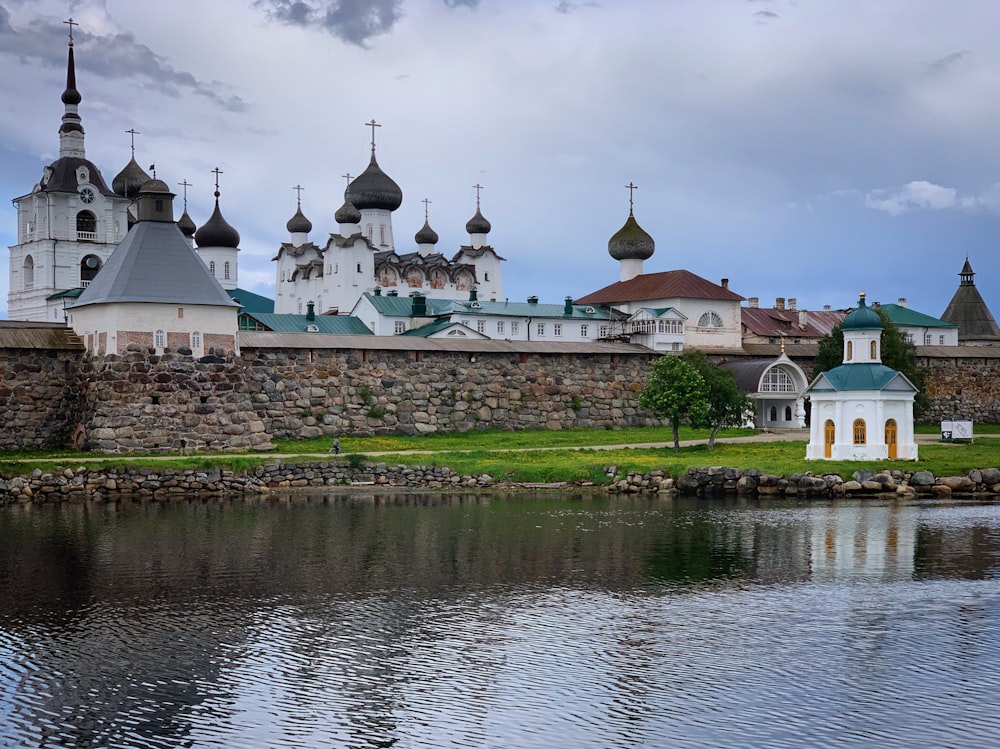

left=805, top=293, right=919, bottom=460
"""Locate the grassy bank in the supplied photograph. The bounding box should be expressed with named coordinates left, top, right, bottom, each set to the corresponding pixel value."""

left=1, top=426, right=995, bottom=487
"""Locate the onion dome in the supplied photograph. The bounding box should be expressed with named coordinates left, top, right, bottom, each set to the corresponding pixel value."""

left=415, top=219, right=439, bottom=245
left=346, top=153, right=403, bottom=211
left=465, top=207, right=491, bottom=235
left=177, top=210, right=197, bottom=237
left=195, top=199, right=240, bottom=248
left=335, top=195, right=362, bottom=224
left=286, top=206, right=313, bottom=234
left=113, top=158, right=152, bottom=199
left=139, top=178, right=170, bottom=194
left=842, top=293, right=882, bottom=330
left=61, top=45, right=81, bottom=107
left=608, top=213, right=654, bottom=261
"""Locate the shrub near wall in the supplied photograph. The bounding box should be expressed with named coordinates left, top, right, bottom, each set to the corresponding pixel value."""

left=244, top=347, right=659, bottom=438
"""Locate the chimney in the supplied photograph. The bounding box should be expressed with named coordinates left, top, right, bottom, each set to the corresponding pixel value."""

left=387, top=289, right=398, bottom=297
left=527, top=295, right=539, bottom=304
left=823, top=305, right=831, bottom=311
left=788, top=298, right=797, bottom=311
left=898, top=297, right=907, bottom=308
left=411, top=292, right=427, bottom=316
left=306, top=301, right=315, bottom=322
left=748, top=297, right=759, bottom=309
left=374, top=286, right=382, bottom=296
left=469, top=286, right=478, bottom=302
left=721, top=278, right=729, bottom=289
left=799, top=310, right=808, bottom=329
left=564, top=296, right=573, bottom=315
left=775, top=297, right=785, bottom=310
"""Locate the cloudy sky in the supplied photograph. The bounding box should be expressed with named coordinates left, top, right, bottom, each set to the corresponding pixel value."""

left=2, top=0, right=999, bottom=318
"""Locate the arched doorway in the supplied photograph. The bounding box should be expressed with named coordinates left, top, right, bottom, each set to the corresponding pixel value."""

left=824, top=420, right=835, bottom=459
left=885, top=419, right=898, bottom=459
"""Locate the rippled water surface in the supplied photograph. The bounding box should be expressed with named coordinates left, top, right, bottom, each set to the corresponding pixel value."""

left=1, top=493, right=999, bottom=748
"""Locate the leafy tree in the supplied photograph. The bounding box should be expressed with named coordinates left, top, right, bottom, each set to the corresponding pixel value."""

left=681, top=351, right=755, bottom=449
left=813, top=310, right=929, bottom=416
left=638, top=355, right=710, bottom=451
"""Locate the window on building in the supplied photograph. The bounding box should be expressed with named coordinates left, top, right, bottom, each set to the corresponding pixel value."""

left=580, top=324, right=588, bottom=337
left=924, top=334, right=932, bottom=346
left=697, top=311, right=723, bottom=328
left=599, top=325, right=609, bottom=338
left=671, top=342, right=682, bottom=351
left=210, top=261, right=216, bottom=276
left=939, top=335, right=945, bottom=345
left=334, top=263, right=339, bottom=274
left=366, top=224, right=374, bottom=242
left=477, top=320, right=485, bottom=334
left=224, top=261, right=231, bottom=280
left=80, top=255, right=100, bottom=286
left=380, top=226, right=386, bottom=246
left=511, top=321, right=520, bottom=336
left=537, top=323, right=545, bottom=336
left=298, top=300, right=303, bottom=314
left=769, top=406, right=777, bottom=421
left=75, top=210, right=97, bottom=239
left=497, top=321, right=505, bottom=335
left=394, top=320, right=406, bottom=334
left=553, top=324, right=562, bottom=337
left=853, top=418, right=867, bottom=445
left=154, top=329, right=165, bottom=348
left=484, top=272, right=490, bottom=281
left=177, top=307, right=184, bottom=319
left=22, top=255, right=34, bottom=290
left=785, top=406, right=792, bottom=421
left=357, top=263, right=362, bottom=273
left=762, top=367, right=795, bottom=393
left=871, top=340, right=877, bottom=358
left=846, top=341, right=853, bottom=361
left=191, top=331, right=201, bottom=349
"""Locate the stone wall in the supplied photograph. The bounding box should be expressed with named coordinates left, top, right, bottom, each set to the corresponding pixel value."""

left=0, top=348, right=82, bottom=450
left=918, top=354, right=1000, bottom=424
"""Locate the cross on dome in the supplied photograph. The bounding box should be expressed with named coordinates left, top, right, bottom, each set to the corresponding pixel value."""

left=64, top=17, right=77, bottom=45
left=625, top=181, right=638, bottom=215
left=366, top=119, right=381, bottom=153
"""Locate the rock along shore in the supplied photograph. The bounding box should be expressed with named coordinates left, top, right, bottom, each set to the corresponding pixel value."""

left=1, top=460, right=999, bottom=504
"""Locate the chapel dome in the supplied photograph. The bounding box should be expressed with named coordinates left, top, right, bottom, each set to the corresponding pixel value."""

left=335, top=195, right=362, bottom=224
left=415, top=220, right=439, bottom=245
left=346, top=154, right=403, bottom=211
left=195, top=201, right=240, bottom=248
left=177, top=210, right=197, bottom=237
left=465, top=208, right=491, bottom=235
left=286, top=206, right=313, bottom=234
left=113, top=158, right=151, bottom=199
left=842, top=294, right=883, bottom=331
left=138, top=178, right=171, bottom=194
left=608, top=213, right=654, bottom=261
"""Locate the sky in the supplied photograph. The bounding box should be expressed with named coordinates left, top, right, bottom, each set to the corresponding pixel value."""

left=2, top=0, right=999, bottom=319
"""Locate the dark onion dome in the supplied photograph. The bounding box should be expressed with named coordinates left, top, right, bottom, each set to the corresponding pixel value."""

left=195, top=199, right=240, bottom=248
left=177, top=210, right=197, bottom=237
left=346, top=153, right=403, bottom=211
left=286, top=206, right=313, bottom=234
left=415, top=219, right=439, bottom=245
left=113, top=158, right=151, bottom=199
left=608, top=213, right=654, bottom=261
left=465, top=207, right=491, bottom=235
left=335, top=195, right=361, bottom=224
left=841, top=294, right=882, bottom=330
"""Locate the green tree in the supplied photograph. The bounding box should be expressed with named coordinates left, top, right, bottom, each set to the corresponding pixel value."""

left=813, top=310, right=929, bottom=416
left=638, top=355, right=710, bottom=451
left=682, top=351, right=755, bottom=449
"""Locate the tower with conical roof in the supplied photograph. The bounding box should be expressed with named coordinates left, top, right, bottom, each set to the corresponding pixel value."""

left=940, top=258, right=1000, bottom=346
left=7, top=19, right=130, bottom=322
left=806, top=293, right=918, bottom=460
left=194, top=168, right=241, bottom=292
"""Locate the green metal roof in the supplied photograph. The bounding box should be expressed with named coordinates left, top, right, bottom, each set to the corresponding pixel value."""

left=449, top=300, right=612, bottom=320
left=401, top=319, right=475, bottom=337
left=228, top=288, right=274, bottom=314
left=360, top=293, right=453, bottom=317
left=46, top=288, right=85, bottom=301
left=807, top=363, right=916, bottom=392
left=240, top=312, right=373, bottom=335
left=841, top=296, right=882, bottom=331
left=878, top=303, right=958, bottom=329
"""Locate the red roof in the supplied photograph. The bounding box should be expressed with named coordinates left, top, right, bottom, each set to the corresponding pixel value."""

left=575, top=270, right=745, bottom=305
left=741, top=307, right=845, bottom=339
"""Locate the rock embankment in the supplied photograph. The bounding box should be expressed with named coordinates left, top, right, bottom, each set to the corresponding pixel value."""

left=607, top=465, right=1000, bottom=498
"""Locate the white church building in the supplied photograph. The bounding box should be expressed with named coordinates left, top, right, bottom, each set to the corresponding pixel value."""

left=806, top=294, right=918, bottom=460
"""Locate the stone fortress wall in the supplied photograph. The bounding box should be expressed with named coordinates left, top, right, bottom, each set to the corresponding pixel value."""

left=0, top=340, right=998, bottom=452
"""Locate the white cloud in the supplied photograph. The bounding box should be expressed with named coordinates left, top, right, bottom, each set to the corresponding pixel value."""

left=865, top=180, right=1000, bottom=216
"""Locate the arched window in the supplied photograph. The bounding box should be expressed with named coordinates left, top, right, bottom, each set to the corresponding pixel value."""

left=366, top=223, right=374, bottom=242
left=762, top=367, right=795, bottom=392
left=769, top=406, right=777, bottom=421
left=846, top=340, right=853, bottom=361
left=870, top=340, right=877, bottom=359
left=154, top=329, right=165, bottom=348
left=191, top=331, right=202, bottom=350
left=80, top=255, right=101, bottom=285
left=853, top=418, right=866, bottom=445
left=698, top=311, right=724, bottom=328
left=210, top=261, right=216, bottom=276
left=297, top=299, right=303, bottom=314
left=380, top=226, right=386, bottom=246
left=224, top=261, right=231, bottom=280
left=22, top=255, right=34, bottom=290
left=784, top=406, right=792, bottom=421
left=75, top=210, right=97, bottom=239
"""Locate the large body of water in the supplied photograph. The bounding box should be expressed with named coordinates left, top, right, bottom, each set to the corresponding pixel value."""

left=1, top=492, right=998, bottom=748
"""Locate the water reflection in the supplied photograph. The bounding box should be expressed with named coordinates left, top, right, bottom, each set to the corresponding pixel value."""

left=1, top=493, right=999, bottom=748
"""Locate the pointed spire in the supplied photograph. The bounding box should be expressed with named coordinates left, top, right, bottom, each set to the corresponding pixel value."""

left=58, top=18, right=85, bottom=158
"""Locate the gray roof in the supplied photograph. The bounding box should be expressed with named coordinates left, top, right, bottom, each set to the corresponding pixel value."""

left=71, top=221, right=238, bottom=309
left=240, top=332, right=650, bottom=354
left=0, top=322, right=84, bottom=350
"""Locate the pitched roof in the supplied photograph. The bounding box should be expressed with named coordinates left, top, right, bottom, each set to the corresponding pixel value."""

left=0, top=322, right=84, bottom=350
left=741, top=307, right=845, bottom=339
left=575, top=270, right=745, bottom=305
left=358, top=293, right=454, bottom=317
left=241, top=312, right=372, bottom=335
left=808, top=363, right=917, bottom=393
left=877, top=303, right=957, bottom=329
left=228, top=288, right=274, bottom=314
left=401, top=320, right=488, bottom=338
left=70, top=221, right=238, bottom=309
left=448, top=300, right=611, bottom=320
left=941, top=284, right=1000, bottom=342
